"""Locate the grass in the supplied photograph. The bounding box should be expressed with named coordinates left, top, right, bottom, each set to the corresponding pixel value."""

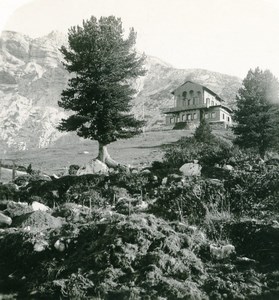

left=3, top=130, right=194, bottom=175
left=2, top=129, right=234, bottom=177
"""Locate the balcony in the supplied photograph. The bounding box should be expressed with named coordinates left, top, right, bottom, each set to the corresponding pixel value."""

left=163, top=104, right=209, bottom=114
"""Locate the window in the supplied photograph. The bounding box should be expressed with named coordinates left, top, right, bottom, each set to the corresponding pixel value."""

left=182, top=91, right=187, bottom=100
left=193, top=113, right=197, bottom=120
left=177, top=116, right=180, bottom=122
left=182, top=114, right=186, bottom=121
left=189, top=90, right=194, bottom=97
left=211, top=100, right=214, bottom=106
left=193, top=98, right=196, bottom=105
left=187, top=114, right=192, bottom=120
left=170, top=118, right=174, bottom=124
left=227, top=116, right=230, bottom=122
left=211, top=112, right=216, bottom=118
left=205, top=113, right=209, bottom=119
left=222, top=113, right=225, bottom=120
left=188, top=99, right=191, bottom=106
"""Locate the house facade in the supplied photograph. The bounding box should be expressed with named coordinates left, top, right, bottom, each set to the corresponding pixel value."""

left=164, top=81, right=232, bottom=129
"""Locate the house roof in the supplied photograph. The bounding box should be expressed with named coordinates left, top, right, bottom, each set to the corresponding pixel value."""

left=171, top=80, right=224, bottom=102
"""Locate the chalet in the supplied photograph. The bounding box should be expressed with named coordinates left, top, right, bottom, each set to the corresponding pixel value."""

left=164, top=81, right=232, bottom=129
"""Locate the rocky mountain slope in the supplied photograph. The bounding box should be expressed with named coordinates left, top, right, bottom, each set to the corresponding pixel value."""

left=0, top=30, right=242, bottom=150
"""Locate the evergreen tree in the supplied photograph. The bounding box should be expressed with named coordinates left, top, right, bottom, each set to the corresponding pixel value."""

left=58, top=16, right=146, bottom=167
left=193, top=118, right=215, bottom=143
left=233, top=67, right=279, bottom=158
left=26, top=163, right=33, bottom=175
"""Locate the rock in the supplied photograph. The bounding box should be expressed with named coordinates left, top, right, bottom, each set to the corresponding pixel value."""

left=0, top=211, right=12, bottom=226
left=179, top=163, right=202, bottom=176
left=141, top=169, right=151, bottom=175
left=162, top=177, right=168, bottom=185
left=34, top=240, right=49, bottom=252
left=77, top=159, right=109, bottom=175
left=223, top=164, right=234, bottom=171
left=31, top=201, right=50, bottom=212
left=5, top=201, right=32, bottom=217
left=131, top=168, right=139, bottom=174
left=54, top=239, right=66, bottom=252
left=136, top=201, right=148, bottom=211
left=210, top=244, right=235, bottom=260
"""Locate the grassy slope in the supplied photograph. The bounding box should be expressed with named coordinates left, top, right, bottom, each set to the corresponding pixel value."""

left=4, top=130, right=192, bottom=175
left=3, top=130, right=234, bottom=176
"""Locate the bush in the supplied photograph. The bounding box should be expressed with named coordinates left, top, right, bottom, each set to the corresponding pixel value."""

left=151, top=177, right=228, bottom=224
left=194, top=118, right=215, bottom=143
left=0, top=183, right=19, bottom=201
left=68, top=164, right=80, bottom=176
left=163, top=136, right=234, bottom=170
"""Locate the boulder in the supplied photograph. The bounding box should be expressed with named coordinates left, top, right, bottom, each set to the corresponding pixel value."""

left=33, top=240, right=49, bottom=252
left=210, top=244, right=235, bottom=260
left=5, top=201, right=32, bottom=217
left=0, top=211, right=12, bottom=227
left=179, top=163, right=202, bottom=176
left=223, top=164, right=234, bottom=171
left=31, top=201, right=50, bottom=212
left=54, top=239, right=66, bottom=252
left=162, top=177, right=168, bottom=185
left=77, top=159, right=109, bottom=175
left=141, top=169, right=151, bottom=175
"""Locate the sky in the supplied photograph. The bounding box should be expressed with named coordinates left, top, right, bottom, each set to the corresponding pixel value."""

left=1, top=0, right=279, bottom=79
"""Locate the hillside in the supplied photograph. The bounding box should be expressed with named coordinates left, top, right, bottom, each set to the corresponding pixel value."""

left=0, top=135, right=279, bottom=299
left=0, top=30, right=242, bottom=150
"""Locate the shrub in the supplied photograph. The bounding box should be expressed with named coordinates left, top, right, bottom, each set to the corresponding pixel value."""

left=0, top=183, right=19, bottom=201
left=150, top=177, right=228, bottom=224
left=68, top=164, right=80, bottom=176
left=26, top=164, right=33, bottom=175
left=194, top=118, right=215, bottom=143
left=163, top=136, right=234, bottom=170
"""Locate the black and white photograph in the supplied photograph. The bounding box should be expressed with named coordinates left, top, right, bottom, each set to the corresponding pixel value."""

left=0, top=0, right=279, bottom=298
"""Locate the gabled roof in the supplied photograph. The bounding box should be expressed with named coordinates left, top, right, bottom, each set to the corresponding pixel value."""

left=171, top=80, right=224, bottom=102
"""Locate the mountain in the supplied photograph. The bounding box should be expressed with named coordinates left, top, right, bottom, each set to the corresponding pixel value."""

left=0, top=30, right=242, bottom=150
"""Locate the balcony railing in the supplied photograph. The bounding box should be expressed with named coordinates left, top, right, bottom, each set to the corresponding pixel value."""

left=163, top=104, right=210, bottom=114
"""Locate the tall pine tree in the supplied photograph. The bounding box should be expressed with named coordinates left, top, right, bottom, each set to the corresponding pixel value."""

left=58, top=16, right=146, bottom=167
left=233, top=67, right=279, bottom=157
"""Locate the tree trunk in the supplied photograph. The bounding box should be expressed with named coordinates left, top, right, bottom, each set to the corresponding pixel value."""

left=97, top=142, right=120, bottom=168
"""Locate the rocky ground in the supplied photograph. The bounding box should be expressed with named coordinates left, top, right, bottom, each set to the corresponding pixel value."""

left=0, top=133, right=278, bottom=299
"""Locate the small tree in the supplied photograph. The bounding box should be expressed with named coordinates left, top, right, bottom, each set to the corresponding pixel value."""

left=233, top=67, right=279, bottom=158
left=26, top=163, right=33, bottom=175
left=58, top=16, right=146, bottom=167
left=193, top=118, right=215, bottom=143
